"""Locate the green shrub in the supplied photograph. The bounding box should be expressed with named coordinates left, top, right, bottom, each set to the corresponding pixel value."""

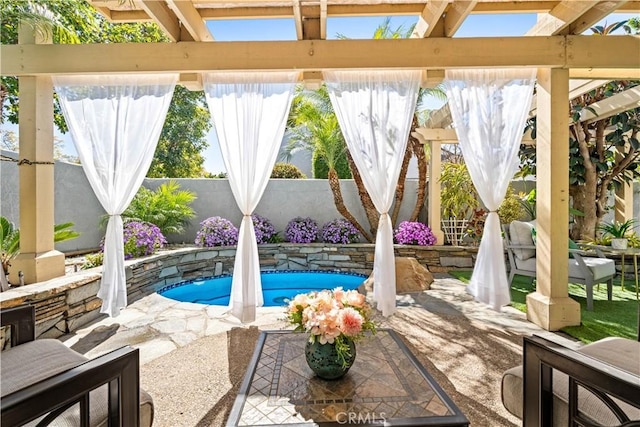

left=627, top=232, right=640, bottom=248
left=271, top=163, right=307, bottom=179
left=1, top=217, right=19, bottom=275
left=82, top=252, right=104, bottom=269
left=439, top=162, right=479, bottom=220
left=312, top=151, right=351, bottom=179
left=519, top=189, right=536, bottom=220
left=498, top=187, right=525, bottom=224
left=115, top=180, right=196, bottom=236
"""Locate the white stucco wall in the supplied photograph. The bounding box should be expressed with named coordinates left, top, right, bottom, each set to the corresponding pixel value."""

left=1, top=154, right=420, bottom=251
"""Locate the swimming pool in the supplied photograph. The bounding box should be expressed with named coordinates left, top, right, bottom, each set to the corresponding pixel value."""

left=158, top=270, right=367, bottom=306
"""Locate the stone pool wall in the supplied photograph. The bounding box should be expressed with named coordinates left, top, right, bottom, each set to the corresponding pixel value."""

left=0, top=244, right=477, bottom=339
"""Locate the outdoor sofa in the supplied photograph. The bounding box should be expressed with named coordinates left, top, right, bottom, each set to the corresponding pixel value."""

left=1, top=305, right=153, bottom=426
left=503, top=220, right=616, bottom=310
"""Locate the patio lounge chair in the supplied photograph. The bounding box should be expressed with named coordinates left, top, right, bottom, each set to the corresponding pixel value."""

left=501, top=312, right=640, bottom=426
left=1, top=305, right=154, bottom=427
left=503, top=220, right=616, bottom=310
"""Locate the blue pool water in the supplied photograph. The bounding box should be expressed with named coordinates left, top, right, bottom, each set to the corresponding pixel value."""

left=158, top=270, right=367, bottom=306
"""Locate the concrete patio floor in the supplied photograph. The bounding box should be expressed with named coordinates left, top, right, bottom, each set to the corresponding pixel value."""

left=58, top=274, right=579, bottom=426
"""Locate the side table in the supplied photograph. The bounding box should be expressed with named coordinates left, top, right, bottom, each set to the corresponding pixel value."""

left=598, top=247, right=640, bottom=299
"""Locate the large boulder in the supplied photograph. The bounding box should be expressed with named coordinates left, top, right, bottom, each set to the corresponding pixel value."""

left=362, top=257, right=434, bottom=294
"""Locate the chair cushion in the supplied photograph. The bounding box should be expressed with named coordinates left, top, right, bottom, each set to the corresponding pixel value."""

left=509, top=220, right=536, bottom=261
left=1, top=339, right=86, bottom=396
left=568, top=257, right=616, bottom=281
left=501, top=338, right=640, bottom=425
left=1, top=339, right=153, bottom=427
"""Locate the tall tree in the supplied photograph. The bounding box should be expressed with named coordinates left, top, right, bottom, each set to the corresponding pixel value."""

left=1, top=1, right=211, bottom=178
left=519, top=21, right=640, bottom=240
left=520, top=84, right=639, bottom=239
left=0, top=0, right=87, bottom=127
left=1, top=129, right=78, bottom=163
left=519, top=20, right=640, bottom=244
left=148, top=86, right=211, bottom=178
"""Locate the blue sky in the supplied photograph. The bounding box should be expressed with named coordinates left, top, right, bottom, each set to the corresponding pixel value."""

left=2, top=13, right=636, bottom=174
left=206, top=14, right=541, bottom=41
left=203, top=13, right=539, bottom=173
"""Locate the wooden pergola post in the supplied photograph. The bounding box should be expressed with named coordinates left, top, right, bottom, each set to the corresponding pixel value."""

left=614, top=149, right=635, bottom=223
left=427, top=140, right=444, bottom=245
left=526, top=68, right=580, bottom=330
left=8, top=24, right=65, bottom=285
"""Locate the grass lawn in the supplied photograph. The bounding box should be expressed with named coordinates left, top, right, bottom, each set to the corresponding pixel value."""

left=449, top=270, right=639, bottom=344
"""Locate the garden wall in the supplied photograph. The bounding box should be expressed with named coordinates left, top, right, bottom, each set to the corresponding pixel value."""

left=0, top=244, right=477, bottom=339
left=1, top=151, right=638, bottom=254
left=0, top=153, right=419, bottom=252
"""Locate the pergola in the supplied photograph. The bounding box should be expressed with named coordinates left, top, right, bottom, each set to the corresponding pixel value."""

left=2, top=0, right=639, bottom=331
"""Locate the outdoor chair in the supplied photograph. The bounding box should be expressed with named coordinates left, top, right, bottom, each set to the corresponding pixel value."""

left=503, top=220, right=616, bottom=310
left=1, top=305, right=154, bottom=427
left=501, top=309, right=640, bottom=426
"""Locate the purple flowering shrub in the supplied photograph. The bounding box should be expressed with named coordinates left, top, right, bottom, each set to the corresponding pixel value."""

left=285, top=217, right=318, bottom=243
left=394, top=221, right=437, bottom=246
left=252, top=214, right=277, bottom=244
left=195, top=216, right=238, bottom=247
left=321, top=218, right=360, bottom=244
left=123, top=221, right=167, bottom=260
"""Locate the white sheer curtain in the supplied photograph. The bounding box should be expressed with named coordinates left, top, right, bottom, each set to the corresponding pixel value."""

left=203, top=72, right=297, bottom=323
left=53, top=74, right=177, bottom=316
left=444, top=69, right=536, bottom=310
left=324, top=70, right=420, bottom=316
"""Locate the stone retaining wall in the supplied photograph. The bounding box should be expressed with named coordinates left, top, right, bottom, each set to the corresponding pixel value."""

left=0, top=244, right=477, bottom=340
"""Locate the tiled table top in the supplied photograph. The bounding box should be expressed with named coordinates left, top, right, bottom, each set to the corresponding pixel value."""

left=227, top=329, right=469, bottom=426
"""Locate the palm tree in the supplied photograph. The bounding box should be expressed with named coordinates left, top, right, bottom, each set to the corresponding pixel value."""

left=286, top=19, right=448, bottom=240
left=341, top=18, right=447, bottom=226
left=286, top=86, right=375, bottom=241
left=1, top=216, right=79, bottom=276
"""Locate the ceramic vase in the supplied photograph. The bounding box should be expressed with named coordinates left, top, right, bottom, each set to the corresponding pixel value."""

left=304, top=337, right=356, bottom=380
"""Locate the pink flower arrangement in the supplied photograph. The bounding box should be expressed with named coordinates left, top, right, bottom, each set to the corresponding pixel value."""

left=285, top=287, right=376, bottom=364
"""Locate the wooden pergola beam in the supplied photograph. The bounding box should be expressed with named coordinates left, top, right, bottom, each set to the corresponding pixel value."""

left=94, top=0, right=640, bottom=22
left=568, top=1, right=630, bottom=35
left=166, top=0, right=214, bottom=41
left=136, top=0, right=182, bottom=42
left=580, top=85, right=640, bottom=123
left=199, top=4, right=423, bottom=19
left=529, top=78, right=611, bottom=117
left=570, top=68, right=640, bottom=79
left=415, top=128, right=535, bottom=144
left=412, top=0, right=451, bottom=38
left=444, top=1, right=478, bottom=37
left=568, top=35, right=639, bottom=69
left=6, top=36, right=638, bottom=76
left=292, top=0, right=303, bottom=40
left=320, top=0, right=327, bottom=39
left=526, top=1, right=600, bottom=36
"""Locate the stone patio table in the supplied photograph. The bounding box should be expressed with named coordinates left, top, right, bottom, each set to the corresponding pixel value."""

left=227, top=329, right=469, bottom=426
